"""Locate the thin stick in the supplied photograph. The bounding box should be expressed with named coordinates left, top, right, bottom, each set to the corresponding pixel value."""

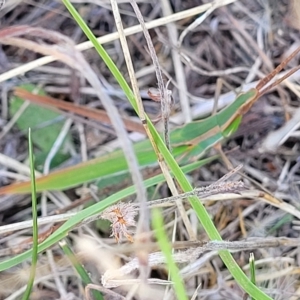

left=177, top=0, right=217, bottom=47
left=145, top=181, right=245, bottom=207
left=256, top=46, right=300, bottom=92
left=129, top=0, right=171, bottom=149
left=145, top=164, right=244, bottom=206
left=161, top=0, right=191, bottom=123
left=214, top=164, right=242, bottom=184
left=102, top=237, right=299, bottom=288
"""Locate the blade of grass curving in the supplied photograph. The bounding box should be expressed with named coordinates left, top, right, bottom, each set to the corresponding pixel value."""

left=152, top=208, right=188, bottom=300
left=21, top=128, right=38, bottom=300
left=0, top=158, right=213, bottom=271
left=60, top=2, right=272, bottom=298
left=59, top=240, right=104, bottom=300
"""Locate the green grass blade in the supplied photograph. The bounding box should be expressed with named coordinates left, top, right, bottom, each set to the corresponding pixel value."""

left=152, top=208, right=188, bottom=300
left=250, top=253, right=256, bottom=285
left=21, top=128, right=38, bottom=300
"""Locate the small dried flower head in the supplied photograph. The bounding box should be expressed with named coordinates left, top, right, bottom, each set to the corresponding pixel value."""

left=101, top=202, right=137, bottom=243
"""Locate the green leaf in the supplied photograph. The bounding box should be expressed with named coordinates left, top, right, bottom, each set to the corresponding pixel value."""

left=152, top=208, right=188, bottom=300
left=22, top=128, right=38, bottom=300
left=9, top=84, right=72, bottom=169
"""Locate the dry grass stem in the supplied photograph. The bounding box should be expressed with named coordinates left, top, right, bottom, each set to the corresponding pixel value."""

left=161, top=0, right=191, bottom=123
left=129, top=0, right=171, bottom=148
left=102, top=237, right=300, bottom=288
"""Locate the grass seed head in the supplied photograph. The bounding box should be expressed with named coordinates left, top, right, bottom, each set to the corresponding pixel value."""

left=101, top=202, right=137, bottom=243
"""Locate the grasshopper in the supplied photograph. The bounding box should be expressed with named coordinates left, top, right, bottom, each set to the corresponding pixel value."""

left=0, top=47, right=300, bottom=194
